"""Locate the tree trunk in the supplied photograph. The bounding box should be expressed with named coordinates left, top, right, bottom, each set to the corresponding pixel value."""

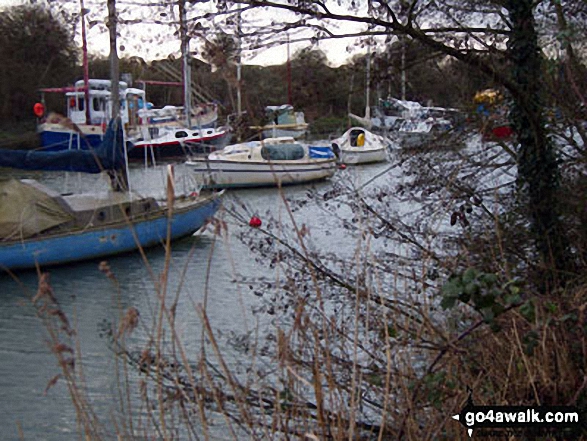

left=506, top=0, right=570, bottom=290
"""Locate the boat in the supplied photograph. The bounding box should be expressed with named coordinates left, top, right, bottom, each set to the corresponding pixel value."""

left=37, top=78, right=231, bottom=159
left=386, top=117, right=455, bottom=148
left=0, top=119, right=222, bottom=271
left=330, top=127, right=390, bottom=164
left=128, top=124, right=231, bottom=162
left=473, top=89, right=514, bottom=140
left=250, top=105, right=308, bottom=139
left=37, top=79, right=147, bottom=151
left=136, top=82, right=220, bottom=130
left=186, top=137, right=336, bottom=189
left=362, top=97, right=464, bottom=147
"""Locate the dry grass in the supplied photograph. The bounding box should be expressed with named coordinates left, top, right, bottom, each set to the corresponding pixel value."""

left=22, top=129, right=587, bottom=440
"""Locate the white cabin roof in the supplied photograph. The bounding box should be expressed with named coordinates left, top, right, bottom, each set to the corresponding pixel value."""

left=73, top=79, right=128, bottom=91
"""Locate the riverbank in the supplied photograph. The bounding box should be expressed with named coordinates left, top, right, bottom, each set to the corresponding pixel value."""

left=0, top=121, right=39, bottom=150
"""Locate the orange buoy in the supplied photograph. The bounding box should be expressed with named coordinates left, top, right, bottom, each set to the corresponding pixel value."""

left=249, top=216, right=262, bottom=228
left=33, top=102, right=45, bottom=118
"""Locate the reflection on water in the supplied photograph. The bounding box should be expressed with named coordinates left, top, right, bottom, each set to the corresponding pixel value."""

left=0, top=160, right=391, bottom=440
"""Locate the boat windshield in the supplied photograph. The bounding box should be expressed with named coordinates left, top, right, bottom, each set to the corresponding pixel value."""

left=261, top=143, right=305, bottom=161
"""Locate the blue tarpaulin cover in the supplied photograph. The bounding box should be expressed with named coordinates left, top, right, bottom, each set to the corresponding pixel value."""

left=308, top=146, right=335, bottom=159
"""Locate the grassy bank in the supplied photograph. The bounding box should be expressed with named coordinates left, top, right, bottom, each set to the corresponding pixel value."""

left=0, top=120, right=39, bottom=150
left=27, top=125, right=587, bottom=440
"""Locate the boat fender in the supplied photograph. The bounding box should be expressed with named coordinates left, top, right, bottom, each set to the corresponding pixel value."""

left=331, top=142, right=341, bottom=159
left=33, top=102, right=45, bottom=118
left=357, top=133, right=365, bottom=147
left=249, top=216, right=262, bottom=228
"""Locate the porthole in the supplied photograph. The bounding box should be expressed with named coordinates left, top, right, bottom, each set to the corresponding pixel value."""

left=97, top=211, right=106, bottom=221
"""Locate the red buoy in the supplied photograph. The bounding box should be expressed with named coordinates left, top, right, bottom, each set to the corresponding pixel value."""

left=33, top=102, right=45, bottom=118
left=249, top=216, right=262, bottom=228
left=339, top=164, right=347, bottom=170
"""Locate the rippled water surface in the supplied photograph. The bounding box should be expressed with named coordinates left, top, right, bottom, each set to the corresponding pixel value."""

left=0, top=160, right=391, bottom=440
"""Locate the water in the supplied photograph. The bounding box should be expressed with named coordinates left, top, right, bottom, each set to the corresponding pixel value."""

left=0, top=161, right=393, bottom=440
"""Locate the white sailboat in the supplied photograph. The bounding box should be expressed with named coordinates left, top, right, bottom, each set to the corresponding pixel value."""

left=330, top=127, right=390, bottom=165
left=186, top=137, right=336, bottom=188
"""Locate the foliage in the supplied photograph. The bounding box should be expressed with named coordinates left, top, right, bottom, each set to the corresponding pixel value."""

left=441, top=268, right=522, bottom=330
left=0, top=4, right=78, bottom=123
left=16, top=0, right=587, bottom=439
left=308, top=116, right=348, bottom=138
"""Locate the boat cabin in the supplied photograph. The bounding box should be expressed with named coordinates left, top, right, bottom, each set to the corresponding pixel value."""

left=265, top=105, right=306, bottom=126
left=42, top=79, right=147, bottom=129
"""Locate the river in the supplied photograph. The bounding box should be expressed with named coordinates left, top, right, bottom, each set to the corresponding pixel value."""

left=0, top=160, right=392, bottom=440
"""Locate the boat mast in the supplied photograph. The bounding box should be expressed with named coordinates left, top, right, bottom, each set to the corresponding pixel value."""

left=235, top=8, right=243, bottom=141
left=365, top=38, right=371, bottom=120
left=107, top=0, right=129, bottom=191
left=179, top=0, right=192, bottom=128
left=107, top=0, right=119, bottom=117
left=80, top=0, right=91, bottom=125
left=286, top=32, right=292, bottom=105
left=236, top=9, right=242, bottom=118
left=401, top=36, right=406, bottom=101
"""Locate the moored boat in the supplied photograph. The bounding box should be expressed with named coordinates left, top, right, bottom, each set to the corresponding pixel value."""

left=37, top=79, right=146, bottom=151
left=330, top=127, right=390, bottom=164
left=186, top=137, right=336, bottom=189
left=129, top=125, right=231, bottom=162
left=250, top=105, right=308, bottom=139
left=0, top=119, right=222, bottom=271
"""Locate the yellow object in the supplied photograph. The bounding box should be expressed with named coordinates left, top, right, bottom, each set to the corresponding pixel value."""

left=474, top=89, right=501, bottom=105
left=357, top=133, right=365, bottom=147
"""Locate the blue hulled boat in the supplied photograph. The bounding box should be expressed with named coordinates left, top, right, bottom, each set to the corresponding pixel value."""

left=37, top=79, right=147, bottom=151
left=0, top=119, right=222, bottom=271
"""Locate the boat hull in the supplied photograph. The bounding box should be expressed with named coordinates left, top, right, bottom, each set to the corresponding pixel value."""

left=129, top=129, right=230, bottom=161
left=340, top=147, right=388, bottom=164
left=38, top=123, right=105, bottom=151
left=0, top=194, right=221, bottom=271
left=331, top=127, right=390, bottom=165
left=188, top=159, right=336, bottom=189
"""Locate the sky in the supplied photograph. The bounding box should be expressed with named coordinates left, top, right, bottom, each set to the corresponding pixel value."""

left=1, top=0, right=369, bottom=67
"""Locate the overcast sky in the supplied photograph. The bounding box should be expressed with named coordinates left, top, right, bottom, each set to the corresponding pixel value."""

left=1, top=0, right=369, bottom=66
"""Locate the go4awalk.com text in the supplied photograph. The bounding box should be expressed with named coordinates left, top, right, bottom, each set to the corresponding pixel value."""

left=452, top=404, right=582, bottom=438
